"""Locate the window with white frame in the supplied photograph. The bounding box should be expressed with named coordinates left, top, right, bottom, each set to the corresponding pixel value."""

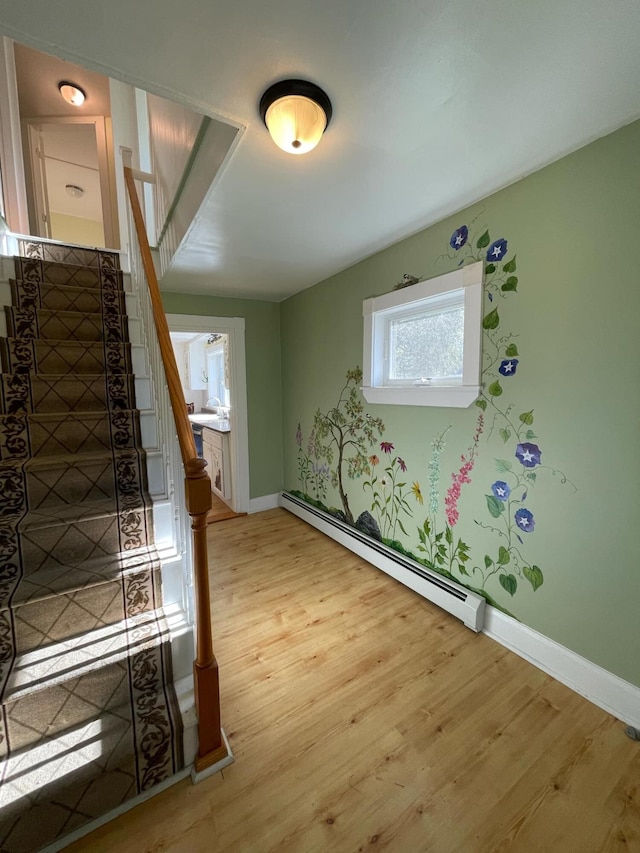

left=362, top=261, right=483, bottom=407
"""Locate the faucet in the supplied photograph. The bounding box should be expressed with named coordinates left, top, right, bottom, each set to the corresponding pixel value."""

left=206, top=396, right=221, bottom=408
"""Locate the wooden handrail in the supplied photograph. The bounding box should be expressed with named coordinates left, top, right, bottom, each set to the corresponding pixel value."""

left=123, top=166, right=228, bottom=773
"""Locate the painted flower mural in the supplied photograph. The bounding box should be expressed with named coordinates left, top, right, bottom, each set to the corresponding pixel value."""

left=443, top=218, right=576, bottom=596
left=491, top=481, right=511, bottom=500
left=444, top=413, right=484, bottom=528
left=486, top=237, right=508, bottom=262
left=516, top=442, right=541, bottom=468
left=498, top=358, right=519, bottom=376
left=450, top=225, right=468, bottom=250
left=292, top=219, right=575, bottom=611
left=514, top=507, right=535, bottom=532
left=364, top=442, right=414, bottom=539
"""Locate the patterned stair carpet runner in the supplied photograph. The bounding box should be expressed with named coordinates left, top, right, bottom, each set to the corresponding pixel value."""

left=0, top=241, right=183, bottom=853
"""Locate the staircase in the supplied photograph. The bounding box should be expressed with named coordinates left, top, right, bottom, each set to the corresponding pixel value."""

left=0, top=240, right=185, bottom=852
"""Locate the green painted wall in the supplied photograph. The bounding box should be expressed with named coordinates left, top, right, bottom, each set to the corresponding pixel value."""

left=280, top=119, right=640, bottom=687
left=161, top=291, right=283, bottom=499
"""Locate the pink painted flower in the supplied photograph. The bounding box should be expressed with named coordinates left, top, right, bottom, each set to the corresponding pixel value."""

left=444, top=413, right=484, bottom=527
left=380, top=441, right=395, bottom=454
left=397, top=457, right=407, bottom=472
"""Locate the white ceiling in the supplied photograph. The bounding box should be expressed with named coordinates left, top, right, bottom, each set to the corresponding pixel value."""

left=13, top=41, right=111, bottom=119
left=2, top=0, right=640, bottom=301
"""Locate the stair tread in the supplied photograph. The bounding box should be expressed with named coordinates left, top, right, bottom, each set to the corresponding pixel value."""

left=0, top=409, right=138, bottom=422
left=0, top=708, right=137, bottom=814
left=0, top=684, right=177, bottom=832
left=23, top=496, right=146, bottom=529
left=6, top=546, right=162, bottom=609
left=16, top=254, right=119, bottom=272
left=7, top=305, right=125, bottom=320
left=0, top=338, right=133, bottom=377
left=10, top=277, right=124, bottom=294
left=2, top=371, right=132, bottom=379
left=1, top=496, right=148, bottom=536
left=4, top=606, right=171, bottom=702
left=0, top=710, right=135, bottom=809
left=1, top=446, right=142, bottom=471
left=2, top=337, right=131, bottom=348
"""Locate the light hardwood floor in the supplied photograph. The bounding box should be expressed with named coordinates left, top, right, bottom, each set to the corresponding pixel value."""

left=71, top=509, right=639, bottom=852
left=207, top=492, right=246, bottom=524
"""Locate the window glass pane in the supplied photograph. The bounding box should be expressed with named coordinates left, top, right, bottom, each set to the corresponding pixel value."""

left=388, top=305, right=464, bottom=381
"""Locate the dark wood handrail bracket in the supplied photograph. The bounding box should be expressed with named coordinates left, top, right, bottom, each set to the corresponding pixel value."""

left=123, top=166, right=228, bottom=773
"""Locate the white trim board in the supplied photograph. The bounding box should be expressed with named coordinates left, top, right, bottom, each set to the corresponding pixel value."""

left=166, top=313, right=250, bottom=514
left=249, top=493, right=280, bottom=513
left=0, top=38, right=29, bottom=233
left=483, top=609, right=640, bottom=729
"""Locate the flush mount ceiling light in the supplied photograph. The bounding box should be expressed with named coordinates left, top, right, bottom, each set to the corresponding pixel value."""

left=259, top=79, right=332, bottom=155
left=65, top=184, right=84, bottom=198
left=58, top=81, right=86, bottom=107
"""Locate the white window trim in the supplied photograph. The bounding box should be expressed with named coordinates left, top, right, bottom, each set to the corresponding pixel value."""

left=362, top=261, right=483, bottom=408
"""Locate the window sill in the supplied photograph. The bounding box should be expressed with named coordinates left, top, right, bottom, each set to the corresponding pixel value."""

left=361, top=384, right=481, bottom=408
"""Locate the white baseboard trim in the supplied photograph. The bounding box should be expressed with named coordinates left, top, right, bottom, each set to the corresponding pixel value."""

left=249, top=493, right=280, bottom=513
left=484, top=608, right=640, bottom=729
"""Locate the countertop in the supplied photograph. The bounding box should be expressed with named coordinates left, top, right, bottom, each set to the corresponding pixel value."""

left=188, top=414, right=231, bottom=434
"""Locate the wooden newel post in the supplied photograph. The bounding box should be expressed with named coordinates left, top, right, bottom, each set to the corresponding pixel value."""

left=185, top=457, right=227, bottom=771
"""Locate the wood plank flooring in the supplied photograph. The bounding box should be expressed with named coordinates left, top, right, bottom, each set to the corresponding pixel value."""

left=69, top=509, right=640, bottom=852
left=207, top=492, right=246, bottom=524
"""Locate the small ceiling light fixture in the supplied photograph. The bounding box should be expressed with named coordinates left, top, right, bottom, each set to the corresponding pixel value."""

left=58, top=81, right=86, bottom=107
left=65, top=184, right=85, bottom=198
left=259, top=79, right=332, bottom=155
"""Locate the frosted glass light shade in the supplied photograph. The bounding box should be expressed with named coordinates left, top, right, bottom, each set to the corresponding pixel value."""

left=65, top=184, right=84, bottom=198
left=265, top=95, right=327, bottom=155
left=260, top=80, right=332, bottom=155
left=59, top=82, right=86, bottom=106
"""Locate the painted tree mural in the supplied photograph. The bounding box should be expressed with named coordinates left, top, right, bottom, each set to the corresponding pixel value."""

left=292, top=220, right=576, bottom=610
left=312, top=367, right=384, bottom=525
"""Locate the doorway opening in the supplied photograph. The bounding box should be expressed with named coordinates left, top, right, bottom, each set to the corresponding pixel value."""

left=5, top=39, right=120, bottom=249
left=26, top=116, right=116, bottom=247
left=167, top=314, right=250, bottom=519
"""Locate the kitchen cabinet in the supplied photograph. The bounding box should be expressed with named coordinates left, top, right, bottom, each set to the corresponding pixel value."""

left=202, top=427, right=231, bottom=502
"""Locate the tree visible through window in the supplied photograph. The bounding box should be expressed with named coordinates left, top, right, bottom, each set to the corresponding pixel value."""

left=388, top=304, right=464, bottom=382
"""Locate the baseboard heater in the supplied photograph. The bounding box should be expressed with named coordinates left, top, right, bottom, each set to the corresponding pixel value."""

left=280, top=492, right=485, bottom=632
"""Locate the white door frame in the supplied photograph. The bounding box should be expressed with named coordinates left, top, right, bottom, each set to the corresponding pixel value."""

left=167, top=313, right=250, bottom=514
left=0, top=37, right=29, bottom=233
left=23, top=115, right=117, bottom=248
left=26, top=123, right=52, bottom=238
